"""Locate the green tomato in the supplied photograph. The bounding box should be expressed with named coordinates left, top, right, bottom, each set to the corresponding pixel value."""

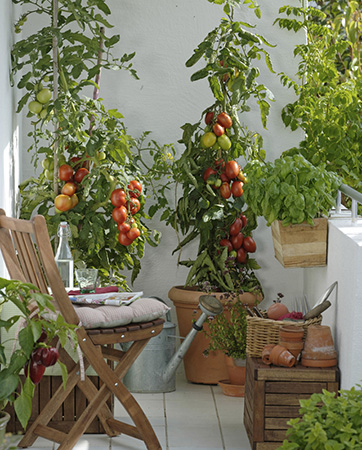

left=201, top=132, right=217, bottom=149
left=44, top=169, right=54, bottom=181
left=41, top=158, right=50, bottom=170
left=28, top=101, right=43, bottom=115
left=43, top=76, right=50, bottom=82
left=218, top=134, right=232, bottom=151
left=97, top=151, right=106, bottom=161
left=36, top=88, right=52, bottom=104
left=229, top=250, right=237, bottom=259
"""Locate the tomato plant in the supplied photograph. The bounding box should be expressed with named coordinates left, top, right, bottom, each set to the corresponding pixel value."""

left=118, top=232, right=133, bottom=246
left=231, top=180, right=243, bottom=197
left=231, top=233, right=244, bottom=250
left=74, top=168, right=89, bottom=184
left=220, top=182, right=231, bottom=199
left=213, top=123, right=225, bottom=137
left=112, top=206, right=128, bottom=224
left=205, top=111, right=214, bottom=125
left=216, top=112, right=232, bottom=129
left=127, top=227, right=140, bottom=241
left=54, top=194, right=72, bottom=212
left=61, top=182, right=77, bottom=197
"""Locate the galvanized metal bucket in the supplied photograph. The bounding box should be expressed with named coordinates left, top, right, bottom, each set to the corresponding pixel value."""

left=121, top=318, right=177, bottom=393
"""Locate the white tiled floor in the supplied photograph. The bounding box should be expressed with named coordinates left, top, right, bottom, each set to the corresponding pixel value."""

left=12, top=370, right=251, bottom=450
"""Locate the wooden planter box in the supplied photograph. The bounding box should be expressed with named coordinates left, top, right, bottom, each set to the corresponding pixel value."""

left=271, top=218, right=328, bottom=268
left=244, top=357, right=339, bottom=450
left=5, top=375, right=113, bottom=434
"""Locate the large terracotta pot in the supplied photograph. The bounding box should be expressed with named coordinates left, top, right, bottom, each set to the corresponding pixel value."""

left=168, top=285, right=260, bottom=384
left=224, top=355, right=246, bottom=385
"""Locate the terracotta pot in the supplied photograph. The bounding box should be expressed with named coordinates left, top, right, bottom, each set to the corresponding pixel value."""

left=168, top=286, right=261, bottom=384
left=261, top=344, right=275, bottom=365
left=301, top=325, right=337, bottom=367
left=279, top=340, right=304, bottom=360
left=224, top=355, right=246, bottom=385
left=279, top=325, right=305, bottom=342
left=269, top=344, right=295, bottom=368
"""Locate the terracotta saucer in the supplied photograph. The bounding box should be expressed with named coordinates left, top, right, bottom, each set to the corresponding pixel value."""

left=218, top=380, right=245, bottom=397
left=301, top=358, right=337, bottom=368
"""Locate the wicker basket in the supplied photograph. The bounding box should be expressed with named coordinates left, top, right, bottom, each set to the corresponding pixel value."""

left=246, top=312, right=322, bottom=358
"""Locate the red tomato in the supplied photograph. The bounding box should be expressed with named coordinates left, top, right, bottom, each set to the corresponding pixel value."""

left=217, top=112, right=233, bottom=129
left=237, top=248, right=247, bottom=264
left=231, top=232, right=244, bottom=250
left=61, top=181, right=77, bottom=197
left=58, top=164, right=73, bottom=182
left=220, top=182, right=231, bottom=199
left=118, top=222, right=131, bottom=233
left=225, top=161, right=240, bottom=180
left=243, top=236, right=257, bottom=253
left=70, top=156, right=86, bottom=170
left=112, top=206, right=127, bottom=224
left=127, top=227, right=140, bottom=241
left=128, top=180, right=142, bottom=198
left=220, top=238, right=233, bottom=252
left=213, top=123, right=225, bottom=137
left=205, top=111, right=214, bottom=125
left=118, top=232, right=133, bottom=246
left=74, top=168, right=89, bottom=184
left=231, top=180, right=244, bottom=197
left=111, top=189, right=127, bottom=207
left=54, top=194, right=72, bottom=212
left=229, top=218, right=242, bottom=236
left=203, top=167, right=217, bottom=183
left=128, top=198, right=141, bottom=215
left=214, top=159, right=224, bottom=169
left=220, top=172, right=230, bottom=183
left=240, top=214, right=247, bottom=228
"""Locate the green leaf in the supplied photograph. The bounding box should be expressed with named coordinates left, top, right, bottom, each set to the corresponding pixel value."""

left=18, top=326, right=35, bottom=357
left=14, top=383, right=33, bottom=430
left=190, top=68, right=209, bottom=82
left=0, top=374, right=19, bottom=401
left=203, top=204, right=224, bottom=222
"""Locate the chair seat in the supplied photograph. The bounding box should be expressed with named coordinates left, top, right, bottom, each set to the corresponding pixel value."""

left=74, top=297, right=170, bottom=329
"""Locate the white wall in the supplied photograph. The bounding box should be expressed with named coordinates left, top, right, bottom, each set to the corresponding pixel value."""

left=16, top=1, right=304, bottom=310
left=304, top=217, right=362, bottom=389
left=0, top=0, right=18, bottom=278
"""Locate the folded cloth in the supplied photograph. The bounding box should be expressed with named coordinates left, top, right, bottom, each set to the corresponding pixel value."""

left=67, top=286, right=119, bottom=296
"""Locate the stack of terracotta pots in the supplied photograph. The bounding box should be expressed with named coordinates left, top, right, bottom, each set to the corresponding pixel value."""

left=301, top=325, right=337, bottom=367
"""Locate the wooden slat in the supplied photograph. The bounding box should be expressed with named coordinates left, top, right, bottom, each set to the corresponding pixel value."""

left=265, top=417, right=293, bottom=430
left=265, top=406, right=301, bottom=418
left=253, top=380, right=265, bottom=442
left=34, top=424, right=66, bottom=444
left=265, top=381, right=327, bottom=394
left=51, top=376, right=63, bottom=423
left=256, top=366, right=338, bottom=382
left=264, top=429, right=288, bottom=441
left=265, top=393, right=312, bottom=406
left=255, top=443, right=284, bottom=450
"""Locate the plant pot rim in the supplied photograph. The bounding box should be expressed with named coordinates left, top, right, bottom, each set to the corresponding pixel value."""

left=168, top=285, right=262, bottom=306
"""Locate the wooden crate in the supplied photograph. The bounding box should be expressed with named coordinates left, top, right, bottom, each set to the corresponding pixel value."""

left=244, top=357, right=339, bottom=450
left=5, top=375, right=113, bottom=434
left=271, top=218, right=328, bottom=268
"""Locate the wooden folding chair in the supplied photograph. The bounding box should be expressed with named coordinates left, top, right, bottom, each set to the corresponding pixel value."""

left=0, top=209, right=164, bottom=449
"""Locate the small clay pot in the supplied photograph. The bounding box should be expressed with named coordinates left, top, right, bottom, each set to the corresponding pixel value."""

left=269, top=344, right=296, bottom=368
left=279, top=340, right=304, bottom=360
left=279, top=325, right=305, bottom=342
left=262, top=344, right=275, bottom=365
left=301, top=325, right=337, bottom=367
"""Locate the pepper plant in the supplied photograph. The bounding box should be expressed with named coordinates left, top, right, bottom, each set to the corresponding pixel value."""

left=138, top=0, right=275, bottom=294
left=11, top=0, right=164, bottom=289
left=0, top=278, right=78, bottom=429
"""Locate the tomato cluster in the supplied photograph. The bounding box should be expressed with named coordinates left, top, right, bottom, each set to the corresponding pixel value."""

left=111, top=180, right=143, bottom=246
left=203, top=159, right=246, bottom=199
left=28, top=87, right=53, bottom=120
left=201, top=112, right=233, bottom=151
left=219, top=214, right=257, bottom=264
left=54, top=162, right=89, bottom=212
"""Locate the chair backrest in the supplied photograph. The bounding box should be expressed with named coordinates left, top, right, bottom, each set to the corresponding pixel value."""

left=0, top=209, right=79, bottom=325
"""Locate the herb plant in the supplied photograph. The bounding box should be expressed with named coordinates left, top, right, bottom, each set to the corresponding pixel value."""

left=203, top=298, right=247, bottom=360
left=243, top=154, right=341, bottom=226
left=280, top=387, right=362, bottom=449
left=275, top=2, right=362, bottom=192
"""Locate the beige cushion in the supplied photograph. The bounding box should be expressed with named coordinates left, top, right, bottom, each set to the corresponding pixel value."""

left=74, top=297, right=170, bottom=329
